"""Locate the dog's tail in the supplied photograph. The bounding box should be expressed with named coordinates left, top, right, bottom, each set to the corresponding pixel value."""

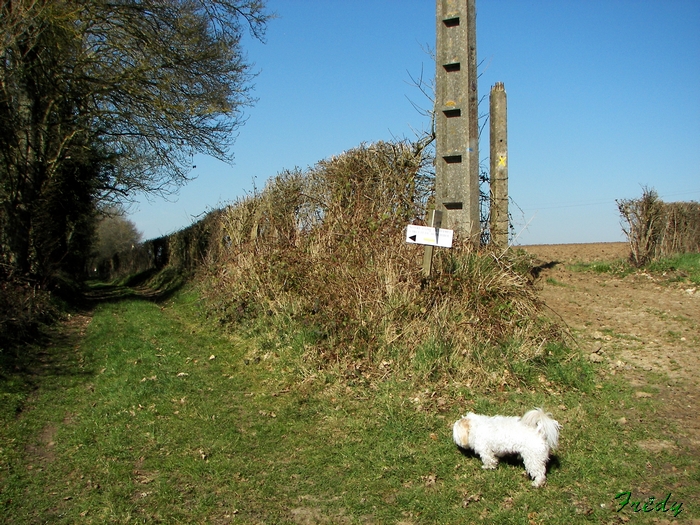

left=521, top=408, right=560, bottom=450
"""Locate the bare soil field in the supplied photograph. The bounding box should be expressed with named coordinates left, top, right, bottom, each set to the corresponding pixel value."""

left=522, top=242, right=700, bottom=454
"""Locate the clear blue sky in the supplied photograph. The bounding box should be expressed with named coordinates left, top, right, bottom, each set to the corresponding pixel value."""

left=129, top=0, right=700, bottom=246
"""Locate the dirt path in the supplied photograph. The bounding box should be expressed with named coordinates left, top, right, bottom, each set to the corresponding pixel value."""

left=523, top=243, right=700, bottom=455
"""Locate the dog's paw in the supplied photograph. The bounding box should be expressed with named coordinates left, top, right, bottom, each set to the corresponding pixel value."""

left=531, top=477, right=546, bottom=488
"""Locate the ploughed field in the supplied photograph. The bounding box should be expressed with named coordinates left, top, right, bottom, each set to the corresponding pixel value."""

left=523, top=242, right=700, bottom=453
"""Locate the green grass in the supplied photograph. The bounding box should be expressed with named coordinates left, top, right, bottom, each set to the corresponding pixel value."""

left=1, top=283, right=697, bottom=524
left=567, top=260, right=634, bottom=277
left=646, top=252, right=700, bottom=284
left=568, top=252, right=700, bottom=285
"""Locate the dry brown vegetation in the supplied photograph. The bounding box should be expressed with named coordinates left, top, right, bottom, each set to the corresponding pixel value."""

left=195, top=141, right=564, bottom=387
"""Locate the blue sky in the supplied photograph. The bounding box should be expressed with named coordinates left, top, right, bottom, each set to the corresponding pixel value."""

left=129, top=0, right=700, bottom=245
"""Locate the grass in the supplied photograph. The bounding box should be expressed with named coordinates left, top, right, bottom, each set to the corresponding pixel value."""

left=569, top=252, right=700, bottom=285
left=566, top=260, right=634, bottom=277
left=1, top=280, right=698, bottom=524
left=646, top=252, right=700, bottom=285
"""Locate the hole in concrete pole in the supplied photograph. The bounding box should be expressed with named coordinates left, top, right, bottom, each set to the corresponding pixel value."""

left=443, top=17, right=460, bottom=27
left=442, top=155, right=462, bottom=164
left=442, top=108, right=461, bottom=118
left=444, top=202, right=464, bottom=210
left=443, top=62, right=461, bottom=72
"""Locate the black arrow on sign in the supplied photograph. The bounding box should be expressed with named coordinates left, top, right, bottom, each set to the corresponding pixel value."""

left=409, top=235, right=417, bottom=242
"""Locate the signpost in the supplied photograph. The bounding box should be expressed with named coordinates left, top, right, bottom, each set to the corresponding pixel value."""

left=406, top=210, right=453, bottom=278
left=406, top=225, right=454, bottom=249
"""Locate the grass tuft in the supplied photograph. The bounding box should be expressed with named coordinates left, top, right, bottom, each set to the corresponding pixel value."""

left=646, top=252, right=700, bottom=284
left=567, top=259, right=634, bottom=277
left=568, top=252, right=700, bottom=285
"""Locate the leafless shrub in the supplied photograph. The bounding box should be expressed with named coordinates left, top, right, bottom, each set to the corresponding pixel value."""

left=617, top=187, right=665, bottom=267
left=200, top=140, right=562, bottom=388
left=657, top=201, right=700, bottom=256
left=618, top=187, right=700, bottom=266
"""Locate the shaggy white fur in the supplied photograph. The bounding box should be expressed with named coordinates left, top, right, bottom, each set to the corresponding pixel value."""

left=452, top=408, right=560, bottom=487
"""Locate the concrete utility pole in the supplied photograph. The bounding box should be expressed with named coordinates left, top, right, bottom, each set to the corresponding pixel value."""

left=489, top=82, right=508, bottom=247
left=435, top=0, right=479, bottom=242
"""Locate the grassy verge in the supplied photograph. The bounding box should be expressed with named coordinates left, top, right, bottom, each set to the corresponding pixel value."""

left=567, top=260, right=634, bottom=277
left=569, top=252, right=700, bottom=285
left=0, top=284, right=697, bottom=524
left=645, top=252, right=700, bottom=285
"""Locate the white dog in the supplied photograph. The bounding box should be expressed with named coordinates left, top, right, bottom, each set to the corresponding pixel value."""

left=452, top=408, right=560, bottom=487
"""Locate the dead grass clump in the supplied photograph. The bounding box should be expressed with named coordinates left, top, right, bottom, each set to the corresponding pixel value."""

left=200, top=140, right=564, bottom=389
left=388, top=245, right=562, bottom=387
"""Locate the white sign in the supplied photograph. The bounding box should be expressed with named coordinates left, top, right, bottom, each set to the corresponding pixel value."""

left=405, top=224, right=453, bottom=248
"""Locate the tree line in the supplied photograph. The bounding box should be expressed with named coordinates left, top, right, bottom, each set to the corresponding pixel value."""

left=0, top=0, right=270, bottom=284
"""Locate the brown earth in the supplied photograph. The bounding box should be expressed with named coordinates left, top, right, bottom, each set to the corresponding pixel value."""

left=522, top=242, right=700, bottom=455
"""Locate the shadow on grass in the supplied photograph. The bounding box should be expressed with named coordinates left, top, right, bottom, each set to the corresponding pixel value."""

left=83, top=267, right=185, bottom=305
left=529, top=260, right=560, bottom=280
left=0, top=266, right=185, bottom=412
left=455, top=445, right=562, bottom=481
left=0, top=313, right=95, bottom=420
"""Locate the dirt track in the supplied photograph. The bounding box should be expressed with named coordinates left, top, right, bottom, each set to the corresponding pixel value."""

left=522, top=243, right=700, bottom=453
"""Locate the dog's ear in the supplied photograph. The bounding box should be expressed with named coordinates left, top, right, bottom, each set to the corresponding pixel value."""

left=453, top=418, right=471, bottom=448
